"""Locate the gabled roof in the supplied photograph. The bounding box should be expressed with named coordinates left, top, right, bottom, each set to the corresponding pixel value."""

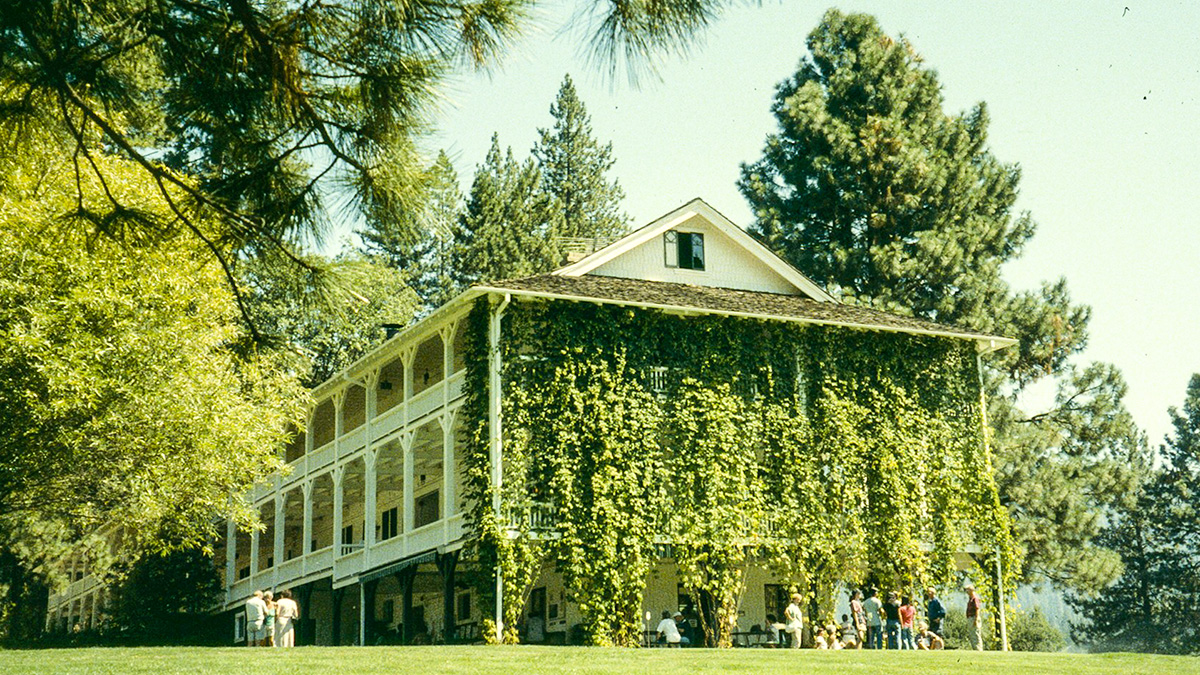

left=552, top=198, right=837, bottom=302
left=478, top=274, right=1018, bottom=353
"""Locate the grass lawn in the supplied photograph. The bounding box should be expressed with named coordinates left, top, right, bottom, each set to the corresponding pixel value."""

left=1, top=646, right=1195, bottom=675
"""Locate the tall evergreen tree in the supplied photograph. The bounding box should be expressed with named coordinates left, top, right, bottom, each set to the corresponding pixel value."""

left=359, top=151, right=466, bottom=312
left=533, top=74, right=629, bottom=241
left=738, top=9, right=1129, bottom=596
left=456, top=134, right=561, bottom=284
left=1071, top=375, right=1200, bottom=654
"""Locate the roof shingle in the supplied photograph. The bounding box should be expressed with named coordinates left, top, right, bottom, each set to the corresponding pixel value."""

left=478, top=274, right=1014, bottom=347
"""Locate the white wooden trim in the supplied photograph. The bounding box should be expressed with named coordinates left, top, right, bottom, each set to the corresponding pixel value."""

left=552, top=198, right=837, bottom=303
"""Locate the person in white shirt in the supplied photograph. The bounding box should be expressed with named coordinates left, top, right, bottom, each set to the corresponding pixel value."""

left=656, top=610, right=682, bottom=646
left=784, top=593, right=804, bottom=648
left=245, top=590, right=267, bottom=647
left=274, top=589, right=300, bottom=647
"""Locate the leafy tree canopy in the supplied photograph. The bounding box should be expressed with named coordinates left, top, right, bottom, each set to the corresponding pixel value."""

left=240, top=250, right=419, bottom=388
left=0, top=135, right=305, bottom=640
left=0, top=0, right=732, bottom=329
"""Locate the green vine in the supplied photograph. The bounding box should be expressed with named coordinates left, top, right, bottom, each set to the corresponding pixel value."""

left=462, top=297, right=1016, bottom=645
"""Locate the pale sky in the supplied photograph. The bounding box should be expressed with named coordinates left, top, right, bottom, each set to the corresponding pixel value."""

left=354, top=1, right=1200, bottom=445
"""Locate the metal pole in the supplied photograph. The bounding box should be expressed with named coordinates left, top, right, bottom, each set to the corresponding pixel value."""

left=995, top=546, right=1009, bottom=651
left=495, top=568, right=504, bottom=643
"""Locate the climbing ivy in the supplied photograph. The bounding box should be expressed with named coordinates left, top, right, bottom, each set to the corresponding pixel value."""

left=461, top=297, right=1015, bottom=646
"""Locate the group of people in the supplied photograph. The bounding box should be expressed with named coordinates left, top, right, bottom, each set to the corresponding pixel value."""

left=654, top=584, right=984, bottom=650
left=244, top=589, right=300, bottom=647
left=846, top=584, right=984, bottom=651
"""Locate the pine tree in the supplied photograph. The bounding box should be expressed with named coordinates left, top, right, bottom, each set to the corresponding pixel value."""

left=739, top=9, right=1129, bottom=597
left=456, top=135, right=561, bottom=284
left=359, top=151, right=466, bottom=312
left=1070, top=375, right=1200, bottom=654
left=533, top=74, right=629, bottom=241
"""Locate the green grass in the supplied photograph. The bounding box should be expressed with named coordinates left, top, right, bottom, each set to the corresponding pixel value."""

left=1, top=646, right=1193, bottom=675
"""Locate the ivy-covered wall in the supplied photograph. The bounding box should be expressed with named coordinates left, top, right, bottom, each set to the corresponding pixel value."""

left=461, top=296, right=1014, bottom=646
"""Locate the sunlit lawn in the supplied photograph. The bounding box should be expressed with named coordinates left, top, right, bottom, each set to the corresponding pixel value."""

left=2, top=645, right=1194, bottom=675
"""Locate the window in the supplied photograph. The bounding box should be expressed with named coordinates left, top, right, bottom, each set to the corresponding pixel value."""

left=664, top=231, right=705, bottom=270
left=380, top=507, right=399, bottom=540
left=457, top=592, right=472, bottom=622
left=765, top=584, right=789, bottom=622
left=341, top=524, right=354, bottom=545
left=415, top=490, right=440, bottom=528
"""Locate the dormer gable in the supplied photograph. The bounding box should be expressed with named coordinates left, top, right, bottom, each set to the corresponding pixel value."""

left=552, top=198, right=834, bottom=301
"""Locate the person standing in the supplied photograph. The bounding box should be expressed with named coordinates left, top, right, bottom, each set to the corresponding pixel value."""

left=849, top=590, right=866, bottom=649
left=275, top=589, right=300, bottom=647
left=924, top=587, right=946, bottom=636
left=262, top=590, right=277, bottom=646
left=898, top=596, right=916, bottom=649
left=965, top=584, right=984, bottom=650
left=784, top=593, right=804, bottom=649
left=882, top=591, right=901, bottom=649
left=861, top=588, right=883, bottom=649
left=244, top=590, right=267, bottom=647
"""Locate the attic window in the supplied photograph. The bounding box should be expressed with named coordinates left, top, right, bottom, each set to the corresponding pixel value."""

left=664, top=231, right=704, bottom=271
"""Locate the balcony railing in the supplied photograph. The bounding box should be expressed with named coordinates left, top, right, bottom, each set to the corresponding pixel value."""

left=504, top=501, right=557, bottom=533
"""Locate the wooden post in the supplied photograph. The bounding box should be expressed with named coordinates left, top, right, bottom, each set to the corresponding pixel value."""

left=437, top=551, right=460, bottom=643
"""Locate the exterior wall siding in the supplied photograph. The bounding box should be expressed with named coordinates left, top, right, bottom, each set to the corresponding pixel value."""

left=590, top=215, right=798, bottom=295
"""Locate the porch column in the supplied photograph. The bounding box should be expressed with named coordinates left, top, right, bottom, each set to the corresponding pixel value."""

left=402, top=432, right=415, bottom=534
left=488, top=294, right=510, bottom=643
left=250, top=519, right=260, bottom=576
left=305, top=409, right=315, bottom=454
left=334, top=391, right=346, bottom=438
left=437, top=551, right=459, bottom=643
left=302, top=481, right=314, bottom=555
left=360, top=578, right=380, bottom=646
left=332, top=466, right=345, bottom=556
left=274, top=496, right=286, bottom=570
left=331, top=588, right=345, bottom=645
left=225, top=519, right=237, bottom=590
left=333, top=391, right=346, bottom=458
left=441, top=411, right=456, bottom=520
left=402, top=349, right=415, bottom=406
left=395, top=567, right=417, bottom=643
left=359, top=582, right=366, bottom=646
left=364, top=449, right=378, bottom=551
left=366, top=369, right=380, bottom=421
left=297, top=585, right=314, bottom=645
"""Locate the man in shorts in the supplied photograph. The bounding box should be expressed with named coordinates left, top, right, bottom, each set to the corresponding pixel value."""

left=245, top=590, right=268, bottom=646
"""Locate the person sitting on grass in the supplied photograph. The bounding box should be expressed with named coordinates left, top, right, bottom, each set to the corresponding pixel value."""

left=916, top=622, right=944, bottom=650
left=839, top=614, right=858, bottom=649
left=813, top=627, right=829, bottom=649
left=826, top=624, right=843, bottom=650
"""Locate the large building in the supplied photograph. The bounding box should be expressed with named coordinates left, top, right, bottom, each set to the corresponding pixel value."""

left=47, top=199, right=1015, bottom=646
